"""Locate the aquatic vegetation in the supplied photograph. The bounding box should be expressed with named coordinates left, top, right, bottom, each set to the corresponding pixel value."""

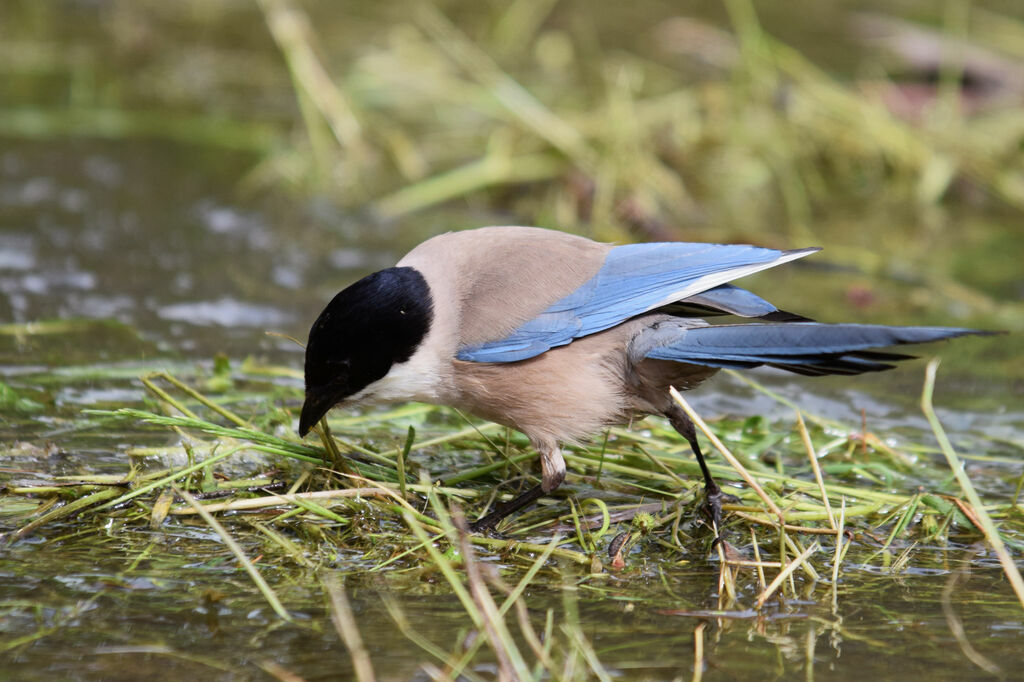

left=3, top=360, right=1021, bottom=678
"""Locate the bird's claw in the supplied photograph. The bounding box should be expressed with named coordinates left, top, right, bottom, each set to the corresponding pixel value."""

left=702, top=485, right=738, bottom=536
left=468, top=517, right=499, bottom=535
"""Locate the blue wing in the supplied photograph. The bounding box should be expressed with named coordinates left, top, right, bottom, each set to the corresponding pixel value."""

left=662, top=283, right=798, bottom=318
left=456, top=242, right=818, bottom=363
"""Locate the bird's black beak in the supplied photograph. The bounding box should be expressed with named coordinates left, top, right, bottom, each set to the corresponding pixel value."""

left=298, top=390, right=335, bottom=438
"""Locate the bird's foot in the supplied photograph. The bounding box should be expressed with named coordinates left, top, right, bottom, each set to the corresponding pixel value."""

left=702, top=485, right=739, bottom=538
left=468, top=484, right=546, bottom=535
left=468, top=515, right=501, bottom=535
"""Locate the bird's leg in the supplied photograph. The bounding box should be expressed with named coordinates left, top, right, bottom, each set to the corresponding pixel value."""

left=469, top=445, right=564, bottom=533
left=666, top=404, right=731, bottom=536
left=538, top=444, right=566, bottom=493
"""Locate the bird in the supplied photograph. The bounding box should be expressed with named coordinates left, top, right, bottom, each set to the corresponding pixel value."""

left=298, top=226, right=987, bottom=533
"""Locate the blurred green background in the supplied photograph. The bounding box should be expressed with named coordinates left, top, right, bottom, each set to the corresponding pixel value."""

left=4, top=0, right=1023, bottom=345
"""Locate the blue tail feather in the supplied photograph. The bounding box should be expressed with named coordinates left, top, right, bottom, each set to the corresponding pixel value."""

left=644, top=323, right=989, bottom=375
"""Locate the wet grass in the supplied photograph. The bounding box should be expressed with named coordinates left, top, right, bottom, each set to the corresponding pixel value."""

left=3, top=359, right=1021, bottom=678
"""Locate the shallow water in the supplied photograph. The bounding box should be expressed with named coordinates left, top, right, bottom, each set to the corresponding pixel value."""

left=2, top=1, right=1023, bottom=680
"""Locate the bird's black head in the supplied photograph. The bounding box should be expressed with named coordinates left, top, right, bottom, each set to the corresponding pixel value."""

left=298, top=266, right=433, bottom=437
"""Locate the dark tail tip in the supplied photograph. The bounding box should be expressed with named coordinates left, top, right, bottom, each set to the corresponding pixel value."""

left=759, top=309, right=814, bottom=323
